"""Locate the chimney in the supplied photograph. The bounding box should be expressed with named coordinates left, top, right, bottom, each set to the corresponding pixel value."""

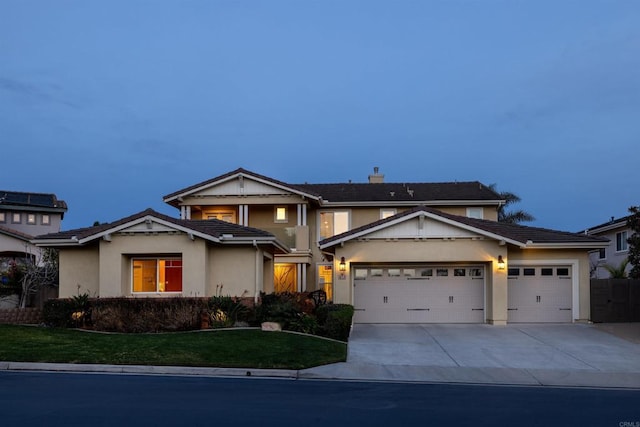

left=368, top=167, right=384, bottom=184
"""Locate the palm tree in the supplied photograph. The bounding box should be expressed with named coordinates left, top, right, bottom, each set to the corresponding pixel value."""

left=488, top=184, right=535, bottom=224
left=603, top=258, right=629, bottom=279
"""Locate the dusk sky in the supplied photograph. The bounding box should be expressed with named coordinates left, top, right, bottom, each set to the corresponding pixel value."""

left=1, top=1, right=638, bottom=232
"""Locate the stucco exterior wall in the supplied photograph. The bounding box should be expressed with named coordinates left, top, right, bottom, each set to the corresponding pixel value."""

left=59, top=246, right=99, bottom=298
left=208, top=246, right=261, bottom=299
left=507, top=248, right=592, bottom=321
left=98, top=233, right=207, bottom=297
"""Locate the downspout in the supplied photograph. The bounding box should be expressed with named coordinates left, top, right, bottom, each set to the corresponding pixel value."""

left=253, top=240, right=260, bottom=304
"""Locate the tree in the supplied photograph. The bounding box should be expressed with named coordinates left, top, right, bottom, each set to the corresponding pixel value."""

left=18, top=247, right=59, bottom=308
left=627, top=206, right=640, bottom=279
left=603, top=258, right=629, bottom=279
left=489, top=184, right=535, bottom=224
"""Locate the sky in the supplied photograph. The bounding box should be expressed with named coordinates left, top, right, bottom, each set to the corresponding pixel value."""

left=1, top=0, right=638, bottom=232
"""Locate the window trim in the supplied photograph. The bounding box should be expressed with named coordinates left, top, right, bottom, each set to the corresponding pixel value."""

left=27, top=214, right=36, bottom=225
left=616, top=231, right=629, bottom=252
left=131, top=257, right=183, bottom=294
left=466, top=207, right=483, bottom=219
left=12, top=213, right=21, bottom=224
left=274, top=206, right=288, bottom=223
left=0, top=212, right=5, bottom=223
left=318, top=210, right=351, bottom=240
left=41, top=214, right=50, bottom=225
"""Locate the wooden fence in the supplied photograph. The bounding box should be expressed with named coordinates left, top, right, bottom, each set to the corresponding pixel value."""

left=590, top=279, right=640, bottom=323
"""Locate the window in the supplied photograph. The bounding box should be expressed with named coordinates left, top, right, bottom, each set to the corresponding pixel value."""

left=41, top=214, right=50, bottom=225
left=132, top=258, right=182, bottom=293
left=616, top=231, right=628, bottom=252
left=436, top=268, right=448, bottom=277
left=27, top=214, right=36, bottom=224
left=454, top=268, right=466, bottom=277
left=524, top=268, right=535, bottom=276
left=598, top=248, right=606, bottom=260
left=541, top=268, right=553, bottom=276
left=469, top=268, right=483, bottom=277
left=319, top=211, right=349, bottom=239
left=12, top=213, right=21, bottom=224
left=380, top=209, right=396, bottom=219
left=0, top=212, right=5, bottom=223
left=420, top=268, right=433, bottom=277
left=557, top=268, right=570, bottom=277
left=317, top=264, right=333, bottom=301
left=206, top=211, right=236, bottom=223
left=466, top=207, right=483, bottom=219
left=354, top=269, right=368, bottom=280
left=508, top=268, right=520, bottom=277
left=274, top=207, right=288, bottom=223
left=388, top=268, right=401, bottom=277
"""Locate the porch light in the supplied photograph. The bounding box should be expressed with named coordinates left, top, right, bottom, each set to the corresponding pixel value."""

left=339, top=257, right=346, bottom=272
left=497, top=255, right=506, bottom=270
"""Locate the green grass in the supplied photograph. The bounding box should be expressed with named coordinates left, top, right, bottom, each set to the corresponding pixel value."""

left=0, top=325, right=347, bottom=370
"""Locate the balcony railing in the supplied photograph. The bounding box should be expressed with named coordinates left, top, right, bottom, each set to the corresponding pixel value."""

left=262, top=226, right=310, bottom=252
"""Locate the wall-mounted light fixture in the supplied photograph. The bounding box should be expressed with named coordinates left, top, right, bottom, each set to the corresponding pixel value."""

left=497, top=255, right=506, bottom=270
left=339, top=257, right=346, bottom=272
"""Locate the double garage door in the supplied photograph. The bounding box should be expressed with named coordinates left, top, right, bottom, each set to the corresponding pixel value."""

left=507, top=265, right=573, bottom=323
left=353, top=265, right=485, bottom=323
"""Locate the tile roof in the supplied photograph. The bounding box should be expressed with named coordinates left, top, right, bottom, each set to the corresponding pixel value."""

left=295, top=182, right=501, bottom=203
left=163, top=168, right=502, bottom=205
left=0, top=224, right=34, bottom=242
left=34, top=209, right=276, bottom=242
left=320, top=206, right=609, bottom=248
left=0, top=190, right=67, bottom=210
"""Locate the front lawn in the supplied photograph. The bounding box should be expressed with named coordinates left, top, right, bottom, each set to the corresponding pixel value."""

left=0, top=325, right=347, bottom=370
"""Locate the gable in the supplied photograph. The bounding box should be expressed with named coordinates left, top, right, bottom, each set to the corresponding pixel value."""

left=190, top=175, right=296, bottom=198
left=118, top=219, right=183, bottom=234
left=364, top=216, right=482, bottom=240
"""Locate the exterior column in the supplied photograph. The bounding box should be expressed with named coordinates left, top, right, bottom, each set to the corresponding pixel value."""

left=180, top=206, right=186, bottom=220
left=185, top=206, right=191, bottom=220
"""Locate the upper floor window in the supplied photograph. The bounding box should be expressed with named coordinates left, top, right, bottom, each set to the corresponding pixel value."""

left=12, top=213, right=21, bottom=224
left=319, top=211, right=349, bottom=239
left=206, top=211, right=236, bottom=223
left=466, top=207, right=483, bottom=219
left=0, top=212, right=5, bottom=223
left=380, top=209, right=396, bottom=220
left=27, top=214, right=36, bottom=225
left=274, top=207, right=288, bottom=223
left=598, top=248, right=606, bottom=260
left=41, top=214, right=50, bottom=225
left=616, top=231, right=628, bottom=252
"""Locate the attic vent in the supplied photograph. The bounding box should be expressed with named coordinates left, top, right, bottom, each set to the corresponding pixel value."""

left=221, top=234, right=234, bottom=239
left=390, top=191, right=395, bottom=197
left=407, top=189, right=414, bottom=197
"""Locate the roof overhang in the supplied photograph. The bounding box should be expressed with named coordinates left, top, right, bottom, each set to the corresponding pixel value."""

left=318, top=199, right=505, bottom=208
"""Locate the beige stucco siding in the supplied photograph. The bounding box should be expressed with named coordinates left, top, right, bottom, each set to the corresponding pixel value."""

left=97, top=233, right=207, bottom=297
left=58, top=246, right=99, bottom=298
left=208, top=246, right=261, bottom=298
left=507, top=248, right=591, bottom=321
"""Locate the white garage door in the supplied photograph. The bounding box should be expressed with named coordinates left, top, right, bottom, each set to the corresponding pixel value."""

left=353, top=265, right=485, bottom=323
left=507, top=266, right=572, bottom=323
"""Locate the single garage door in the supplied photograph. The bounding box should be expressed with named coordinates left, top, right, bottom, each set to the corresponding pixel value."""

left=353, top=265, right=485, bottom=323
left=507, top=266, right=572, bottom=323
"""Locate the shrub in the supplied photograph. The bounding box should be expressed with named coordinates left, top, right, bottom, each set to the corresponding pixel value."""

left=288, top=312, right=319, bottom=335
left=316, top=304, right=354, bottom=341
left=207, top=296, right=251, bottom=328
left=43, top=298, right=77, bottom=328
left=91, top=297, right=208, bottom=333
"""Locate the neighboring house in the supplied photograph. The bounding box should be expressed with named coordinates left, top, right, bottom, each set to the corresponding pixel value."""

left=34, top=167, right=608, bottom=324
left=0, top=190, right=67, bottom=272
left=581, top=215, right=633, bottom=278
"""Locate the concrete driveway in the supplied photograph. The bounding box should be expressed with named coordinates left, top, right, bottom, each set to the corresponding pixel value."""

left=347, top=323, right=640, bottom=372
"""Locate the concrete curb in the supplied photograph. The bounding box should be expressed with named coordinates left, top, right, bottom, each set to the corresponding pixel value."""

left=3, top=360, right=640, bottom=389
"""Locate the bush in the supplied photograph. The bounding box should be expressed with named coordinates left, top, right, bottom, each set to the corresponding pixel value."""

left=316, top=304, right=354, bottom=341
left=91, top=297, right=208, bottom=333
left=43, top=298, right=77, bottom=328
left=208, top=296, right=251, bottom=328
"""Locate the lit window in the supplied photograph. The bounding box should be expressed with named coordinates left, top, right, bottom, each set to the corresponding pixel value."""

left=27, top=214, right=36, bottom=224
left=0, top=212, right=5, bottom=223
left=466, top=207, right=483, bottom=219
left=132, top=258, right=182, bottom=293
left=319, top=211, right=349, bottom=239
left=275, top=207, right=288, bottom=223
left=380, top=209, right=396, bottom=219
left=616, top=231, right=628, bottom=252
left=41, top=214, right=50, bottom=225
left=12, top=213, right=21, bottom=223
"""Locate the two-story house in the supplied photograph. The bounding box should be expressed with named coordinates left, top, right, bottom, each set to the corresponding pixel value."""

left=582, top=215, right=633, bottom=278
left=34, top=168, right=607, bottom=324
left=0, top=190, right=67, bottom=272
